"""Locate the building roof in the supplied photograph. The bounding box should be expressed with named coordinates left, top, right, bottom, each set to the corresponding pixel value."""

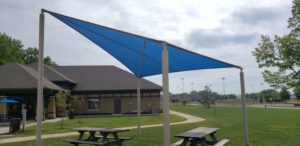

left=0, top=63, right=64, bottom=91
left=28, top=63, right=76, bottom=84
left=55, top=65, right=162, bottom=92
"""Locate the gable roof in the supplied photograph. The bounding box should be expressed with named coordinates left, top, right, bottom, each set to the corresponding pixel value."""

left=55, top=65, right=162, bottom=92
left=28, top=63, right=76, bottom=84
left=0, top=63, right=64, bottom=91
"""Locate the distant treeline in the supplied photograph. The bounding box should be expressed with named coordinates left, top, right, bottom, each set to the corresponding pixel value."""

left=170, top=88, right=237, bottom=102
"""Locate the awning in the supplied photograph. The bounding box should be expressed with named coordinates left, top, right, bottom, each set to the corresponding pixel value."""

left=45, top=10, right=240, bottom=78
left=36, top=9, right=249, bottom=146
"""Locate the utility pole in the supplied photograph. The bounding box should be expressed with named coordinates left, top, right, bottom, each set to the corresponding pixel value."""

left=191, top=82, right=194, bottom=91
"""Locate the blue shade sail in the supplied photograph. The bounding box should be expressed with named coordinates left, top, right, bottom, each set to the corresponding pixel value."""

left=45, top=10, right=240, bottom=77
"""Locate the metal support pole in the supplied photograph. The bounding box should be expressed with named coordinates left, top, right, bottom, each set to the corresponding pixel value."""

left=36, top=10, right=45, bottom=146
left=22, top=104, right=26, bottom=131
left=162, top=42, right=170, bottom=146
left=137, top=77, right=141, bottom=135
left=240, top=69, right=249, bottom=146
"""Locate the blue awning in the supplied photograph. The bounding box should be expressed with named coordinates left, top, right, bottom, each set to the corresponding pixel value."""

left=0, top=99, right=18, bottom=103
left=44, top=9, right=240, bottom=77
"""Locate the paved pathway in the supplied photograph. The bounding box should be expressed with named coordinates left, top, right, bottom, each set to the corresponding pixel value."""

left=0, top=111, right=204, bottom=144
left=249, top=104, right=300, bottom=110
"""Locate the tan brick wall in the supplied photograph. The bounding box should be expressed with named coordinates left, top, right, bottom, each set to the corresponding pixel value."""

left=121, top=96, right=160, bottom=113
left=99, top=97, right=114, bottom=113
left=121, top=97, right=136, bottom=113
left=73, top=94, right=160, bottom=114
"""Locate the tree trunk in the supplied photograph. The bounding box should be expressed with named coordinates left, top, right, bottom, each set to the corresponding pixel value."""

left=60, top=111, right=64, bottom=129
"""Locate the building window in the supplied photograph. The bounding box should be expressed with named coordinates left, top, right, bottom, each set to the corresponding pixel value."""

left=143, top=92, right=150, bottom=96
left=88, top=99, right=99, bottom=110
left=87, top=94, right=99, bottom=97
left=101, top=94, right=113, bottom=97
left=122, top=93, right=130, bottom=97
left=151, top=92, right=160, bottom=96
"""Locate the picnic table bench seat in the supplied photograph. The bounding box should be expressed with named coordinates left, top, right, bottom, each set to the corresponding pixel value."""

left=65, top=139, right=118, bottom=146
left=95, top=136, right=132, bottom=141
left=170, top=140, right=184, bottom=146
left=171, top=139, right=229, bottom=146
left=214, top=139, right=229, bottom=146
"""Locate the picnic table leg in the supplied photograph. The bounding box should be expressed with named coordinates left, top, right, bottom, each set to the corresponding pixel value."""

left=100, top=132, right=109, bottom=143
left=87, top=131, right=96, bottom=141
left=209, top=132, right=218, bottom=144
left=78, top=131, right=85, bottom=140
left=197, top=138, right=208, bottom=146
left=190, top=139, right=198, bottom=146
left=112, top=133, right=122, bottom=146
left=180, top=138, right=189, bottom=146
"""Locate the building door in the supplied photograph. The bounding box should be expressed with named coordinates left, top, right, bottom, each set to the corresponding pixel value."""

left=114, top=98, right=121, bottom=114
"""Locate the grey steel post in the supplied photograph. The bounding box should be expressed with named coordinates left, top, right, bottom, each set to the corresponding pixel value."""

left=240, top=69, right=249, bottom=146
left=162, top=42, right=170, bottom=146
left=22, top=104, right=26, bottom=131
left=36, top=9, right=45, bottom=146
left=137, top=77, right=141, bottom=135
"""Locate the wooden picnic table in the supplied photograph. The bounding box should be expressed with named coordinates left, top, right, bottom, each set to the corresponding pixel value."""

left=65, top=127, right=131, bottom=146
left=175, top=127, right=220, bottom=146
left=73, top=127, right=130, bottom=142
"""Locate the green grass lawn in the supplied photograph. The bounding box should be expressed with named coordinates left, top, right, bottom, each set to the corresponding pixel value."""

left=1, top=105, right=300, bottom=146
left=171, top=105, right=300, bottom=146
left=0, top=114, right=185, bottom=139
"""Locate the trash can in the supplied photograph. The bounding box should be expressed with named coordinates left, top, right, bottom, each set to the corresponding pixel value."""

left=9, top=118, right=21, bottom=133
left=68, top=109, right=74, bottom=119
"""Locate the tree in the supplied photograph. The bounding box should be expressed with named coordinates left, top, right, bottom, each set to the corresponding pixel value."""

left=0, top=33, right=24, bottom=65
left=288, top=0, right=300, bottom=33
left=294, top=86, right=300, bottom=99
left=0, top=33, right=56, bottom=66
left=24, top=47, right=38, bottom=64
left=55, top=91, right=69, bottom=129
left=69, top=96, right=83, bottom=123
left=261, top=89, right=281, bottom=102
left=44, top=56, right=57, bottom=66
left=201, top=86, right=215, bottom=109
left=280, top=87, right=291, bottom=103
left=252, top=0, right=300, bottom=95
left=24, top=47, right=57, bottom=66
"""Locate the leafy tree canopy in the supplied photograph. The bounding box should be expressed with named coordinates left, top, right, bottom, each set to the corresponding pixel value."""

left=0, top=33, right=24, bottom=65
left=253, top=0, right=300, bottom=95
left=55, top=91, right=69, bottom=112
left=262, top=89, right=280, bottom=102
left=0, top=33, right=56, bottom=66
left=280, top=87, right=291, bottom=102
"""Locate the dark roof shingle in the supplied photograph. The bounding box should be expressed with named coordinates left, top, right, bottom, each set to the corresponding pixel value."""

left=55, top=65, right=161, bottom=92
left=28, top=63, right=76, bottom=83
left=0, top=63, right=64, bottom=91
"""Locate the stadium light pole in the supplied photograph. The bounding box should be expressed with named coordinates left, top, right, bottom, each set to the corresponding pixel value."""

left=181, top=78, right=184, bottom=93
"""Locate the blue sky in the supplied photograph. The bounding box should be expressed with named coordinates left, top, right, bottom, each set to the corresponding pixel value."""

left=0, top=0, right=293, bottom=94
